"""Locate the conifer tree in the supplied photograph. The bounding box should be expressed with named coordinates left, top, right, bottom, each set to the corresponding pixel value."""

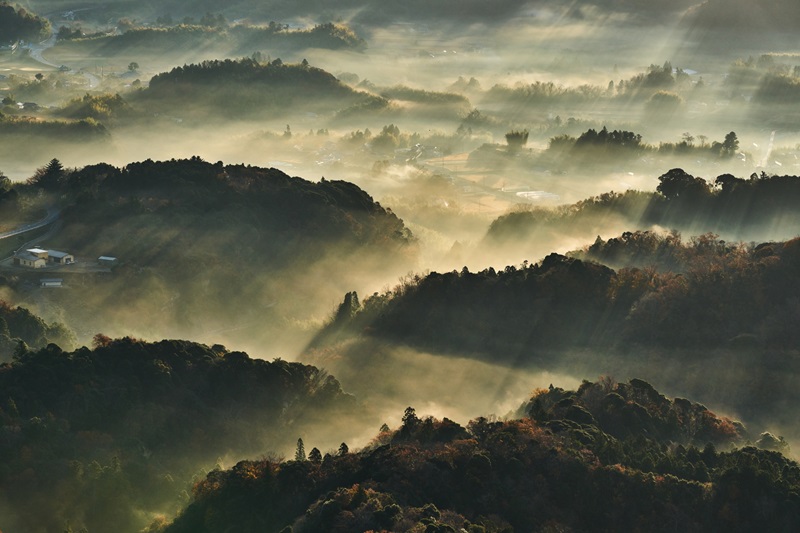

left=295, top=438, right=306, bottom=461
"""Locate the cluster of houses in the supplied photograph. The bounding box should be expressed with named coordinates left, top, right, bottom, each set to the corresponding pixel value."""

left=12, top=247, right=117, bottom=269
left=10, top=247, right=117, bottom=288
left=13, top=247, right=74, bottom=268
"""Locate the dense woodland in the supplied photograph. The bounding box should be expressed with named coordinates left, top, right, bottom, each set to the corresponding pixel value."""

left=137, top=58, right=372, bottom=120
left=0, top=336, right=362, bottom=532
left=484, top=168, right=800, bottom=248
left=310, top=228, right=800, bottom=438
left=162, top=379, right=800, bottom=533
left=0, top=2, right=50, bottom=44
left=317, top=228, right=800, bottom=354
left=0, top=300, right=75, bottom=358
left=44, top=156, right=413, bottom=271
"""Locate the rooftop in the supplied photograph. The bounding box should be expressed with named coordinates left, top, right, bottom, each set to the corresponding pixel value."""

left=16, top=252, right=44, bottom=262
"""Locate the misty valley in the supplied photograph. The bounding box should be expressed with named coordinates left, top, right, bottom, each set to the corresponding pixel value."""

left=4, top=1, right=800, bottom=532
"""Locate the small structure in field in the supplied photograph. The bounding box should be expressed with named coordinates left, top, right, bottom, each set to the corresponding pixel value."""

left=98, top=256, right=117, bottom=267
left=47, top=250, right=74, bottom=264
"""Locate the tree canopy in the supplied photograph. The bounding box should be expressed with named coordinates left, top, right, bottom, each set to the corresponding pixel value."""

left=0, top=3, right=50, bottom=43
left=162, top=379, right=798, bottom=533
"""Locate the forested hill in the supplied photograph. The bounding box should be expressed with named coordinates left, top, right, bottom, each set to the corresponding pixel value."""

left=13, top=157, right=415, bottom=350
left=162, top=378, right=798, bottom=533
left=0, top=2, right=50, bottom=43
left=484, top=169, right=800, bottom=253
left=56, top=22, right=365, bottom=58
left=315, top=233, right=800, bottom=355
left=310, top=232, right=800, bottom=442
left=0, top=337, right=363, bottom=532
left=51, top=157, right=412, bottom=261
left=0, top=300, right=75, bottom=360
left=137, top=58, right=371, bottom=119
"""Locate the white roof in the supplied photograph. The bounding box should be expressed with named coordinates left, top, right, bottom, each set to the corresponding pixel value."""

left=98, top=256, right=117, bottom=261
left=27, top=248, right=48, bottom=254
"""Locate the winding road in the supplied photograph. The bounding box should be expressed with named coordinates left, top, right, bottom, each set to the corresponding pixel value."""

left=24, top=16, right=100, bottom=89
left=0, top=207, right=60, bottom=241
left=26, top=34, right=58, bottom=68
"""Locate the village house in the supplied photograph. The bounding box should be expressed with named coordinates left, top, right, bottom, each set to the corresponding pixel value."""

left=13, top=247, right=74, bottom=268
left=13, top=249, right=46, bottom=268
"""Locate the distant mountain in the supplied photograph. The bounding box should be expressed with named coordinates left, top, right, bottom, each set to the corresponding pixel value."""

left=54, top=22, right=365, bottom=61
left=42, top=0, right=531, bottom=26
left=0, top=337, right=363, bottom=532
left=162, top=378, right=798, bottom=533
left=29, top=0, right=699, bottom=30
left=136, top=57, right=372, bottom=120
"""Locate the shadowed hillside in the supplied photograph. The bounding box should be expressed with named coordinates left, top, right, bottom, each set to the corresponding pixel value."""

left=161, top=378, right=798, bottom=533
left=0, top=336, right=367, bottom=532
left=6, top=157, right=416, bottom=353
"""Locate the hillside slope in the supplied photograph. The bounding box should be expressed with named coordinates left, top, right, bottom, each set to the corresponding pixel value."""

left=9, top=157, right=416, bottom=353
left=0, top=336, right=366, bottom=532
left=163, top=378, right=797, bottom=533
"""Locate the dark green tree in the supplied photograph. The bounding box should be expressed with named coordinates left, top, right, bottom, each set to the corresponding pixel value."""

left=308, top=447, right=322, bottom=464
left=295, top=438, right=306, bottom=461
left=29, top=158, right=65, bottom=190
left=335, top=291, right=360, bottom=322
left=721, top=131, right=739, bottom=157
left=505, top=129, right=529, bottom=152
left=656, top=168, right=709, bottom=199
left=402, top=406, right=420, bottom=430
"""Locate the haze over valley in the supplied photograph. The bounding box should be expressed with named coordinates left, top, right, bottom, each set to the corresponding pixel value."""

left=3, top=1, right=800, bottom=531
